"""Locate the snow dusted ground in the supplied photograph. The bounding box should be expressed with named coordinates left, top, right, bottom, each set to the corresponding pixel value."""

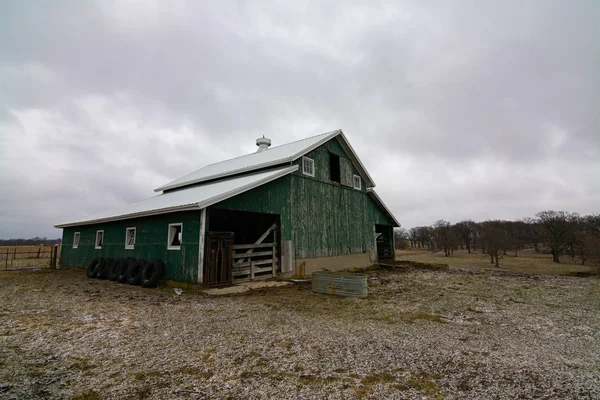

left=1, top=267, right=599, bottom=399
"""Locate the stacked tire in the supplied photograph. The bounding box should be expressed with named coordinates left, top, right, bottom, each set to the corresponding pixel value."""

left=86, top=257, right=164, bottom=288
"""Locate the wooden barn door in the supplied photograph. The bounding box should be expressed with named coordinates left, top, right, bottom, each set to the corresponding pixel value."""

left=206, top=232, right=234, bottom=287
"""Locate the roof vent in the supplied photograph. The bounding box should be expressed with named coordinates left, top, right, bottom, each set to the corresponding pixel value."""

left=256, top=136, right=271, bottom=152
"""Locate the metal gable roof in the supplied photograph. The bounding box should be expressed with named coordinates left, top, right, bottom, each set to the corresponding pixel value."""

left=154, top=129, right=376, bottom=192
left=55, top=166, right=298, bottom=228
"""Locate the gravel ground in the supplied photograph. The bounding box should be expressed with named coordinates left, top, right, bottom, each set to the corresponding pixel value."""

left=1, top=267, right=599, bottom=399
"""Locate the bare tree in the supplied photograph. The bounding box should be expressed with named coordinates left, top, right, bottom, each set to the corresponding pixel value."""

left=433, top=220, right=453, bottom=256
left=408, top=227, right=419, bottom=248
left=522, top=217, right=542, bottom=253
left=575, top=214, right=600, bottom=266
left=394, top=228, right=409, bottom=249
left=453, top=220, right=476, bottom=253
left=478, top=220, right=509, bottom=267
left=535, top=211, right=580, bottom=263
left=418, top=226, right=433, bottom=249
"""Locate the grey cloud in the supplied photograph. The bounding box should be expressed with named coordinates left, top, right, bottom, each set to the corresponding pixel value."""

left=0, top=0, right=598, bottom=238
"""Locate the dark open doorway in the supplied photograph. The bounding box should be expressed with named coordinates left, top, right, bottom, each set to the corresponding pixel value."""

left=375, top=224, right=393, bottom=260
left=208, top=208, right=280, bottom=284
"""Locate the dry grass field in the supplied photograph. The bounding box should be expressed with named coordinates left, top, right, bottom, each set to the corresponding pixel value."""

left=396, top=248, right=599, bottom=276
left=0, top=245, right=60, bottom=270
left=1, top=260, right=599, bottom=399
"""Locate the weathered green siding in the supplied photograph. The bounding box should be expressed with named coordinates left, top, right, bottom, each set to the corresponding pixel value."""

left=60, top=211, right=201, bottom=282
left=292, top=138, right=366, bottom=193
left=291, top=174, right=391, bottom=258
left=287, top=137, right=391, bottom=258
left=211, top=175, right=292, bottom=240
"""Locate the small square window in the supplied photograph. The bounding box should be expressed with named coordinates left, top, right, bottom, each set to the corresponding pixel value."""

left=353, top=174, right=361, bottom=190
left=95, top=230, right=104, bottom=249
left=168, top=223, right=183, bottom=250
left=73, top=232, right=80, bottom=249
left=125, top=227, right=136, bottom=249
left=302, top=156, right=315, bottom=177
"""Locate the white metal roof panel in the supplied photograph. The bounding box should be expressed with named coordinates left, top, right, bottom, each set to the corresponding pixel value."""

left=153, top=129, right=375, bottom=192
left=55, top=166, right=297, bottom=228
left=154, top=130, right=339, bottom=192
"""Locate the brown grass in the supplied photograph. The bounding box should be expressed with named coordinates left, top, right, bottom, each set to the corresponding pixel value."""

left=1, top=266, right=599, bottom=398
left=396, top=248, right=598, bottom=276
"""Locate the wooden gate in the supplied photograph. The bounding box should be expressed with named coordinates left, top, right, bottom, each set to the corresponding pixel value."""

left=232, top=223, right=278, bottom=282
left=206, top=232, right=234, bottom=287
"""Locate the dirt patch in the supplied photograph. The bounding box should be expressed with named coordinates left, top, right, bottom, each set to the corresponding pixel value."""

left=1, top=267, right=599, bottom=399
left=379, top=259, right=450, bottom=271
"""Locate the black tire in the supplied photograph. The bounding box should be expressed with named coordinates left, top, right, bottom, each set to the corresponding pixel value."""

left=109, top=258, right=121, bottom=281
left=117, top=258, right=134, bottom=283
left=87, top=257, right=101, bottom=278
left=96, top=257, right=111, bottom=279
left=141, top=259, right=165, bottom=288
left=127, top=259, right=146, bottom=286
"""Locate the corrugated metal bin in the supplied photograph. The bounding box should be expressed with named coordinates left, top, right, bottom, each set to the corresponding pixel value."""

left=311, top=271, right=368, bottom=298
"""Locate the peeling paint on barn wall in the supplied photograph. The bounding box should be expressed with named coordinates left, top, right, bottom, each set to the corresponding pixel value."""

left=60, top=210, right=201, bottom=282
left=290, top=138, right=392, bottom=259
left=291, top=175, right=390, bottom=258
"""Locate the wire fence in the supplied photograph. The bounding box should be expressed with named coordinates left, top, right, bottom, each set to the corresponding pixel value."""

left=0, top=245, right=60, bottom=270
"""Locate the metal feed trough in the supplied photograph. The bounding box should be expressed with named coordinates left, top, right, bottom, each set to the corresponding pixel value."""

left=311, top=271, right=368, bottom=298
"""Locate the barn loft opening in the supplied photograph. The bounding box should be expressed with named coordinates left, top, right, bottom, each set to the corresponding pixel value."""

left=329, top=153, right=340, bottom=183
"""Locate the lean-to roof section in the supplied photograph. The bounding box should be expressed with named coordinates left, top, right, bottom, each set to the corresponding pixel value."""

left=55, top=166, right=298, bottom=228
left=154, top=129, right=375, bottom=192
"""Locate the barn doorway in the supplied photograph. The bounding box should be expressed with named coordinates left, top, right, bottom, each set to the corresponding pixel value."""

left=208, top=208, right=280, bottom=283
left=206, top=232, right=234, bottom=286
left=375, top=224, right=393, bottom=260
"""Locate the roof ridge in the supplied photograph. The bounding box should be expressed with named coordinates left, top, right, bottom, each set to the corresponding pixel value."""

left=157, top=129, right=340, bottom=189
left=199, top=129, right=339, bottom=169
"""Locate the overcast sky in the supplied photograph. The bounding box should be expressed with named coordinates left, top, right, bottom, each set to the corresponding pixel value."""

left=1, top=0, right=599, bottom=239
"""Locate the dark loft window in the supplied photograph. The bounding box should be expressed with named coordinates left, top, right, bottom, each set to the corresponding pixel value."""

left=172, top=226, right=181, bottom=245
left=330, top=153, right=340, bottom=183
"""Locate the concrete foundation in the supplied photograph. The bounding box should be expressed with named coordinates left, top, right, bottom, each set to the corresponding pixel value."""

left=292, top=253, right=372, bottom=276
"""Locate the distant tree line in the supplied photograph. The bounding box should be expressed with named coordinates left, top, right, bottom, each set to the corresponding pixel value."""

left=395, top=211, right=600, bottom=267
left=0, top=237, right=62, bottom=246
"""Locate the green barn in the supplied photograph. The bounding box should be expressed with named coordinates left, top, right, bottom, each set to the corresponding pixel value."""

left=55, top=130, right=399, bottom=286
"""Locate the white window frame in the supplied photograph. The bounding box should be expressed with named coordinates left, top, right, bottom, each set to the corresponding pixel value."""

left=125, top=227, right=136, bottom=250
left=73, top=232, right=80, bottom=249
left=168, top=223, right=183, bottom=250
left=95, top=230, right=104, bottom=249
left=302, top=156, right=315, bottom=177
left=353, top=174, right=362, bottom=190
